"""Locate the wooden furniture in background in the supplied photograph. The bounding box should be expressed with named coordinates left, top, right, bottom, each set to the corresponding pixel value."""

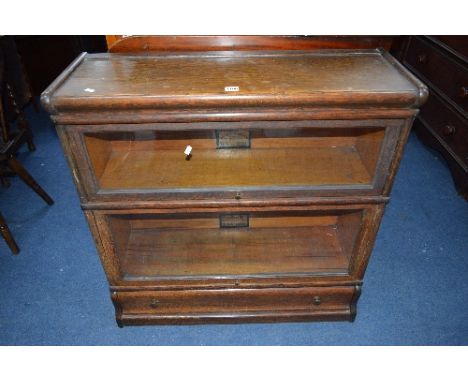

left=0, top=104, right=54, bottom=254
left=42, top=46, right=427, bottom=326
left=0, top=36, right=36, bottom=150
left=0, top=127, right=54, bottom=206
left=397, top=36, right=468, bottom=199
left=106, top=35, right=395, bottom=53
left=0, top=36, right=54, bottom=255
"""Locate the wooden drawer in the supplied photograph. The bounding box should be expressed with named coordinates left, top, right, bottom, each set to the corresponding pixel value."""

left=68, top=120, right=405, bottom=202
left=112, top=286, right=359, bottom=325
left=419, top=91, right=468, bottom=167
left=404, top=37, right=468, bottom=116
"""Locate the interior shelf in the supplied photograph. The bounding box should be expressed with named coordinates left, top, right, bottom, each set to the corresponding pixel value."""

left=106, top=210, right=362, bottom=280
left=85, top=127, right=385, bottom=191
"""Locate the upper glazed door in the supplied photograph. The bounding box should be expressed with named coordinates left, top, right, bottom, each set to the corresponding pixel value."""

left=65, top=119, right=407, bottom=202
left=43, top=50, right=427, bottom=204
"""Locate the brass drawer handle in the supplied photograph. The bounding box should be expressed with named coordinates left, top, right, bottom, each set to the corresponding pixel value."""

left=149, top=299, right=159, bottom=309
left=442, top=125, right=456, bottom=136
left=312, top=296, right=321, bottom=305
left=460, top=86, right=468, bottom=99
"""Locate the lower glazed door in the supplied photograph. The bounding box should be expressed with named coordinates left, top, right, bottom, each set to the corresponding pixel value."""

left=87, top=204, right=383, bottom=285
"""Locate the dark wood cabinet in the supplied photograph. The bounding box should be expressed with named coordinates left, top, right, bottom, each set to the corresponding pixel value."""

left=41, top=48, right=427, bottom=326
left=398, top=36, right=468, bottom=198
left=106, top=35, right=396, bottom=53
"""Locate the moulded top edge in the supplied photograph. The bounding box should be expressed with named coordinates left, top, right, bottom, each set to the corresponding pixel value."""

left=41, top=49, right=428, bottom=115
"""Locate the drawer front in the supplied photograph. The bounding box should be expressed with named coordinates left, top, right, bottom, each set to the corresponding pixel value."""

left=89, top=204, right=383, bottom=286
left=67, top=120, right=405, bottom=201
left=113, top=286, right=357, bottom=321
left=404, top=37, right=468, bottom=115
left=419, top=91, right=468, bottom=167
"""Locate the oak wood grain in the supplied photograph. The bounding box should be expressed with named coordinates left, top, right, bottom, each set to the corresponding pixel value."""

left=41, top=44, right=427, bottom=325
left=106, top=35, right=394, bottom=53
left=106, top=211, right=360, bottom=279
left=42, top=50, right=426, bottom=114
left=113, top=285, right=358, bottom=325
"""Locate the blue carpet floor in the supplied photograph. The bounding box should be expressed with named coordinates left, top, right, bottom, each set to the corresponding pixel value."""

left=0, top=104, right=467, bottom=345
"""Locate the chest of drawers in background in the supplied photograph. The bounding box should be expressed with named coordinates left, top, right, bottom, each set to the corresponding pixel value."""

left=398, top=36, right=468, bottom=198
left=41, top=48, right=427, bottom=326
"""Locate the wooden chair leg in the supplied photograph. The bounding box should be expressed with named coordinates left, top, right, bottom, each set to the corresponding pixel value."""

left=5, top=82, right=36, bottom=151
left=0, top=164, right=14, bottom=187
left=0, top=212, right=19, bottom=254
left=17, top=115, right=36, bottom=152
left=21, top=58, right=40, bottom=113
left=6, top=156, right=54, bottom=205
left=0, top=101, right=10, bottom=142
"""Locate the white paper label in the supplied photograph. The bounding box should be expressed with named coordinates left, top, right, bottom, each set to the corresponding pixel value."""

left=84, top=88, right=95, bottom=93
left=184, top=145, right=193, bottom=155
left=224, top=86, right=239, bottom=92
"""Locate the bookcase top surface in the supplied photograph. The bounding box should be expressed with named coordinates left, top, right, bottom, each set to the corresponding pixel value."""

left=42, top=49, right=427, bottom=113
